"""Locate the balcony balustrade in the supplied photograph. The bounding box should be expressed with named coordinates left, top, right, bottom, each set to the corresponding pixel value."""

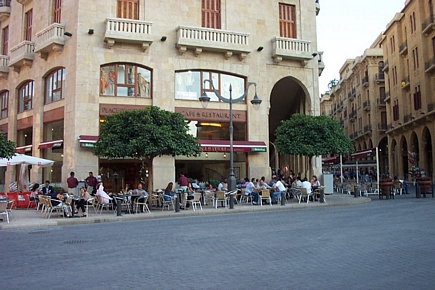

left=378, top=123, right=387, bottom=132
left=377, top=98, right=386, bottom=107
left=375, top=72, right=385, bottom=82
left=383, top=60, right=389, bottom=72
left=272, top=37, right=312, bottom=64
left=422, top=16, right=435, bottom=36
left=401, top=76, right=410, bottom=90
left=105, top=17, right=153, bottom=51
left=15, top=0, right=30, bottom=4
left=0, top=55, right=9, bottom=78
left=399, top=40, right=408, bottom=56
left=8, top=41, right=34, bottom=73
left=0, top=0, right=11, bottom=22
left=34, top=23, right=66, bottom=60
left=425, top=57, right=435, bottom=74
left=363, top=100, right=370, bottom=111
left=362, top=76, right=369, bottom=87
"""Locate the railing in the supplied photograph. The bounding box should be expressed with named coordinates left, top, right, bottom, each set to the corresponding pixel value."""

left=377, top=98, right=386, bottom=106
left=363, top=100, right=370, bottom=110
left=0, top=55, right=8, bottom=67
left=362, top=76, right=369, bottom=86
left=9, top=41, right=34, bottom=63
left=404, top=114, right=411, bottom=123
left=272, top=37, right=312, bottom=62
left=428, top=102, right=435, bottom=112
left=0, top=0, right=11, bottom=7
left=36, top=23, right=65, bottom=44
left=375, top=72, right=385, bottom=81
left=399, top=40, right=408, bottom=54
left=401, top=76, right=410, bottom=89
left=422, top=15, right=435, bottom=34
left=106, top=17, right=152, bottom=35
left=364, top=125, right=372, bottom=133
left=425, top=57, right=435, bottom=73
left=378, top=123, right=388, bottom=131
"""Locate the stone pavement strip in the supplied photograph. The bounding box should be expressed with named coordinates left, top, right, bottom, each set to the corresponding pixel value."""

left=0, top=194, right=370, bottom=230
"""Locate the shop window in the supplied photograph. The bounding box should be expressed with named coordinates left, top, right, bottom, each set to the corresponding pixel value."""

left=175, top=70, right=245, bottom=102
left=100, top=64, right=151, bottom=98
left=42, top=120, right=64, bottom=183
left=45, top=67, right=66, bottom=104
left=0, top=90, right=8, bottom=119
left=18, top=80, right=34, bottom=113
left=187, top=120, right=246, bottom=141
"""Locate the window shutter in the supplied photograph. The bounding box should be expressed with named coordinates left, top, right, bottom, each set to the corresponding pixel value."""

left=202, top=0, right=221, bottom=29
left=53, top=0, right=62, bottom=23
left=117, top=0, right=139, bottom=20
left=25, top=10, right=33, bottom=41
left=279, top=4, right=296, bottom=38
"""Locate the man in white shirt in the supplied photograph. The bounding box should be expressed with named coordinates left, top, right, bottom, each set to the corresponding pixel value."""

left=217, top=179, right=228, bottom=191
left=301, top=178, right=312, bottom=202
left=272, top=176, right=286, bottom=203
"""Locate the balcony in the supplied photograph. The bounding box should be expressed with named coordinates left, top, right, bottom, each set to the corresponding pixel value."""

left=399, top=40, right=408, bottom=56
left=8, top=41, right=34, bottom=73
left=375, top=72, right=385, bottom=83
left=0, top=0, right=11, bottom=22
left=340, top=119, right=344, bottom=127
left=15, top=0, right=31, bottom=4
left=363, top=100, right=370, bottom=111
left=404, top=114, right=411, bottom=123
left=401, top=76, right=410, bottom=90
left=384, top=91, right=390, bottom=102
left=378, top=123, right=387, bottom=132
left=34, top=23, right=66, bottom=60
left=337, top=101, right=343, bottom=112
left=362, top=76, right=369, bottom=87
left=422, top=16, right=435, bottom=36
left=349, top=111, right=357, bottom=121
left=425, top=57, right=435, bottom=74
left=364, top=124, right=372, bottom=134
left=318, top=55, right=325, bottom=76
left=428, top=102, right=435, bottom=112
left=176, top=25, right=250, bottom=60
left=105, top=17, right=153, bottom=51
left=0, top=55, right=9, bottom=79
left=272, top=37, right=312, bottom=65
left=315, top=0, right=320, bottom=16
left=377, top=98, right=386, bottom=107
left=382, top=60, right=389, bottom=72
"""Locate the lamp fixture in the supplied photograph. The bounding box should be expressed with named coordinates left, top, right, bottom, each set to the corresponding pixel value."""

left=88, top=29, right=94, bottom=35
left=64, top=32, right=73, bottom=37
left=160, top=36, right=167, bottom=41
left=421, top=111, right=425, bottom=114
left=199, top=122, right=222, bottom=127
left=205, top=153, right=208, bottom=158
left=312, top=53, right=318, bottom=57
left=223, top=153, right=226, bottom=158
left=398, top=122, right=402, bottom=125
left=257, top=46, right=264, bottom=51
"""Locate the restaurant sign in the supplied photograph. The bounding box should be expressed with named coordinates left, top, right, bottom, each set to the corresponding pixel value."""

left=175, top=107, right=246, bottom=122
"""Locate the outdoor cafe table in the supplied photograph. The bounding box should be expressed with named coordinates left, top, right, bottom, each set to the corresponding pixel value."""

left=114, top=194, right=142, bottom=215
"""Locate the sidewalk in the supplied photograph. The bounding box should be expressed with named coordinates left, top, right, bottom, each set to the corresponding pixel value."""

left=0, top=194, right=371, bottom=230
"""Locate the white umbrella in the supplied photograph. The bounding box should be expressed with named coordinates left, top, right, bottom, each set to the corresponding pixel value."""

left=0, top=154, right=54, bottom=167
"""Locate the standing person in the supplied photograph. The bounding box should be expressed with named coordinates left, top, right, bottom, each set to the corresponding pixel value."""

left=67, top=171, right=79, bottom=197
left=177, top=173, right=189, bottom=208
left=85, top=172, right=98, bottom=195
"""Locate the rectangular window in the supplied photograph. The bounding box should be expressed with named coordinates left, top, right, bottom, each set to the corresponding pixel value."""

left=0, top=91, right=8, bottom=119
left=414, top=85, right=422, bottom=110
left=2, top=26, right=8, bottom=55
left=415, top=47, right=419, bottom=69
left=53, top=0, right=62, bottom=23
left=202, top=0, right=221, bottom=29
left=279, top=3, right=296, bottom=38
left=380, top=87, right=385, bottom=99
left=25, top=9, right=33, bottom=41
left=117, top=0, right=139, bottom=20
left=393, top=100, right=399, bottom=121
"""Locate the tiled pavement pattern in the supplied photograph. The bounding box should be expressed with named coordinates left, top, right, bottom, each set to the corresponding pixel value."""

left=1, top=188, right=434, bottom=289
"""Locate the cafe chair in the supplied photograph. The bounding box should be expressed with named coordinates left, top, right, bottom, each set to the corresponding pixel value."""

left=37, top=195, right=48, bottom=212
left=134, top=195, right=151, bottom=214
left=84, top=197, right=97, bottom=216
left=215, top=191, right=228, bottom=209
left=27, top=194, right=37, bottom=209
left=190, top=193, right=203, bottom=211
left=240, top=189, right=252, bottom=204
left=161, top=194, right=174, bottom=211
left=6, top=200, right=15, bottom=219
left=260, top=189, right=272, bottom=206
left=0, top=201, right=10, bottom=223
left=96, top=195, right=113, bottom=214
left=45, top=198, right=65, bottom=219
left=392, top=181, right=402, bottom=195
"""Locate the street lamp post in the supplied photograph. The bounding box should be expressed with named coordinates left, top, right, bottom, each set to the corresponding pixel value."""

left=199, top=80, right=261, bottom=209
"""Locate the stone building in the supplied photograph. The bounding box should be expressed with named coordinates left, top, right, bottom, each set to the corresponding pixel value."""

left=0, top=0, right=322, bottom=191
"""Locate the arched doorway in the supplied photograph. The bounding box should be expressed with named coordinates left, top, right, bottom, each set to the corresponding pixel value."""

left=268, top=76, right=311, bottom=178
left=378, top=137, right=388, bottom=176
left=422, top=127, right=433, bottom=179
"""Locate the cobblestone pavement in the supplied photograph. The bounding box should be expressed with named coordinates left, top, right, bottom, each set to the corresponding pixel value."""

left=1, top=191, right=434, bottom=290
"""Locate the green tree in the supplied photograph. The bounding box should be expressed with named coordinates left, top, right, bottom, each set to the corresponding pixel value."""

left=327, top=78, right=338, bottom=91
left=0, top=131, right=15, bottom=159
left=93, top=106, right=202, bottom=192
left=275, top=113, right=353, bottom=176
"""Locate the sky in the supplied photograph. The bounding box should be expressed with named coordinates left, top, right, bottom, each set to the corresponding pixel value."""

left=316, top=0, right=407, bottom=96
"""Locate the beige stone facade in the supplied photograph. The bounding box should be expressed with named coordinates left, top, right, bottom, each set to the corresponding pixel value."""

left=321, top=0, right=435, bottom=180
left=0, top=0, right=321, bottom=191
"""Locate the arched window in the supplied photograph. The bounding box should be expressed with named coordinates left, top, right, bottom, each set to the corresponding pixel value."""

left=100, top=64, right=151, bottom=98
left=18, top=81, right=34, bottom=113
left=44, top=67, right=66, bottom=104
left=0, top=90, right=8, bottom=119
left=175, top=70, right=245, bottom=102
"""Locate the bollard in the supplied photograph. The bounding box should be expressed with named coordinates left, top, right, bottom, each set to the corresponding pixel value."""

left=174, top=193, right=180, bottom=212
left=353, top=185, right=359, bottom=198
left=116, top=197, right=122, bottom=216
left=281, top=191, right=286, bottom=206
left=416, top=183, right=421, bottom=198
left=319, top=189, right=325, bottom=203
left=229, top=192, right=234, bottom=209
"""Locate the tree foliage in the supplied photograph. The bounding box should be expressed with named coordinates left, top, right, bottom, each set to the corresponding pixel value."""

left=275, top=113, right=353, bottom=157
left=0, top=131, right=16, bottom=159
left=93, top=106, right=202, bottom=190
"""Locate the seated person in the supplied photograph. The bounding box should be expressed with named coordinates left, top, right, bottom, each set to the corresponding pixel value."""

left=30, top=183, right=40, bottom=208
left=217, top=179, right=228, bottom=191
left=96, top=182, right=116, bottom=207
left=50, top=189, right=72, bottom=217
left=301, top=178, right=313, bottom=201
left=204, top=180, right=214, bottom=190
left=123, top=183, right=134, bottom=195
left=311, top=175, right=321, bottom=190
left=75, top=187, right=92, bottom=217
left=134, top=183, right=148, bottom=212
left=237, top=178, right=248, bottom=189
left=244, top=177, right=259, bottom=205
left=191, top=179, right=201, bottom=190
left=272, top=176, right=286, bottom=203
left=164, top=182, right=175, bottom=201
left=40, top=180, right=54, bottom=195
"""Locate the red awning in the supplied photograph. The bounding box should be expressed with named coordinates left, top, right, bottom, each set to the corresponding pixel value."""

left=78, top=135, right=98, bottom=143
left=351, top=148, right=376, bottom=159
left=322, top=156, right=339, bottom=164
left=38, top=139, right=64, bottom=149
left=198, top=140, right=267, bottom=153
left=15, top=145, right=32, bottom=153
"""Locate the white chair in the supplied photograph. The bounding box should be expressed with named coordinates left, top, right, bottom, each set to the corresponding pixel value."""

left=84, top=197, right=97, bottom=216
left=6, top=200, right=14, bottom=219
left=96, top=195, right=113, bottom=214
left=134, top=195, right=151, bottom=214
left=214, top=191, right=228, bottom=209
left=240, top=189, right=252, bottom=204
left=0, top=201, right=10, bottom=223
left=190, top=193, right=203, bottom=211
